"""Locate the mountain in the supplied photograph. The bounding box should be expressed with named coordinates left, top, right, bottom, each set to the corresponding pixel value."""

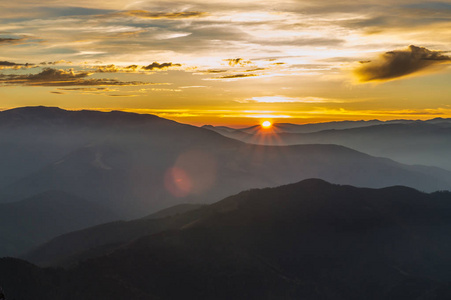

left=204, top=119, right=451, bottom=170
left=202, top=118, right=417, bottom=135
left=1, top=107, right=450, bottom=219
left=0, top=106, right=148, bottom=188
left=25, top=203, right=207, bottom=267
left=141, top=203, right=205, bottom=220
left=4, top=179, right=451, bottom=299
left=0, top=190, right=117, bottom=257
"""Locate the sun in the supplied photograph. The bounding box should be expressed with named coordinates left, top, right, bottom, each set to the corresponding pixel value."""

left=261, top=120, right=272, bottom=129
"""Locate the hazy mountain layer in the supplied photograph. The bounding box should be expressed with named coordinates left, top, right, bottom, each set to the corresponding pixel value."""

left=204, top=119, right=451, bottom=170
left=1, top=107, right=450, bottom=219
left=0, top=190, right=117, bottom=257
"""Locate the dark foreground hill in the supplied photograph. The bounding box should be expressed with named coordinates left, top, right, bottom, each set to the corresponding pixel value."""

left=1, top=107, right=451, bottom=219
left=4, top=179, right=451, bottom=299
left=0, top=191, right=117, bottom=257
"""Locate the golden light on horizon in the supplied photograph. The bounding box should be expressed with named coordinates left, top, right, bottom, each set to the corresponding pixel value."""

left=261, top=120, right=272, bottom=128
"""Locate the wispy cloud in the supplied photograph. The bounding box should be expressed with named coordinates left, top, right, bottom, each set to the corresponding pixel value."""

left=354, top=45, right=451, bottom=82
left=215, top=73, right=258, bottom=80
left=40, top=60, right=72, bottom=66
left=57, top=87, right=117, bottom=92
left=95, top=62, right=182, bottom=73
left=238, top=96, right=344, bottom=103
left=225, top=58, right=252, bottom=67
left=142, top=62, right=182, bottom=71
left=122, top=10, right=208, bottom=19
left=0, top=37, right=25, bottom=45
left=0, top=68, right=153, bottom=87
left=0, top=61, right=35, bottom=70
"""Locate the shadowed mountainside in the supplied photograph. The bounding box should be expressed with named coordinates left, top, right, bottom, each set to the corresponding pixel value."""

left=0, top=190, right=117, bottom=257
left=4, top=179, right=451, bottom=299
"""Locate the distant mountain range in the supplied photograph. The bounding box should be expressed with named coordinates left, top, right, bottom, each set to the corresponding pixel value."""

left=3, top=179, right=451, bottom=299
left=203, top=118, right=451, bottom=170
left=1, top=107, right=450, bottom=222
left=0, top=191, right=117, bottom=257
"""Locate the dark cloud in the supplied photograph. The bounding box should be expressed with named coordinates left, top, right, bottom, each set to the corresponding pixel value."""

left=25, top=68, right=89, bottom=80
left=96, top=64, right=121, bottom=73
left=142, top=62, right=181, bottom=71
left=0, top=37, right=25, bottom=45
left=123, top=10, right=207, bottom=19
left=196, top=69, right=228, bottom=74
left=40, top=60, right=71, bottom=66
left=106, top=94, right=139, bottom=97
left=0, top=61, right=21, bottom=66
left=225, top=58, right=252, bottom=67
left=354, top=45, right=451, bottom=82
left=94, top=63, right=182, bottom=73
left=218, top=73, right=258, bottom=79
left=0, top=61, right=35, bottom=70
left=0, top=67, right=151, bottom=87
left=244, top=68, right=267, bottom=72
left=58, top=87, right=111, bottom=91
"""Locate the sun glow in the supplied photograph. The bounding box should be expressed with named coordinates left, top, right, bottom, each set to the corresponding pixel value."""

left=261, top=120, right=272, bottom=128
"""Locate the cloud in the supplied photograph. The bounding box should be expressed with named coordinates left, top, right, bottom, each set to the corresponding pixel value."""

left=237, top=96, right=344, bottom=103
left=95, top=64, right=121, bottom=73
left=217, top=73, right=258, bottom=79
left=142, top=62, right=181, bottom=71
left=95, top=64, right=143, bottom=73
left=244, top=68, right=267, bottom=72
left=0, top=61, right=35, bottom=70
left=0, top=67, right=152, bottom=87
left=0, top=61, right=21, bottom=66
left=40, top=60, right=72, bottom=65
left=194, top=69, right=228, bottom=74
left=94, top=63, right=182, bottom=73
left=0, top=37, right=25, bottom=45
left=354, top=45, right=451, bottom=82
left=225, top=58, right=252, bottom=67
left=106, top=94, right=139, bottom=97
left=57, top=87, right=116, bottom=91
left=123, top=10, right=207, bottom=19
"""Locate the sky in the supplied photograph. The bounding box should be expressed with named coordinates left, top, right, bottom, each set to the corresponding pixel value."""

left=0, top=0, right=450, bottom=126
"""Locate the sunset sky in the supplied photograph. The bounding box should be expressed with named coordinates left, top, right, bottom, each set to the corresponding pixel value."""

left=0, top=0, right=450, bottom=126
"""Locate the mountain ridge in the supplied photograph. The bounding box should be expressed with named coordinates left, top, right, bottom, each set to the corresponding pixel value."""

left=5, top=179, right=451, bottom=299
left=1, top=106, right=451, bottom=220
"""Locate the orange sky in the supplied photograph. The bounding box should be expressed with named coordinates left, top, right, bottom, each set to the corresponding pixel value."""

left=0, top=0, right=450, bottom=126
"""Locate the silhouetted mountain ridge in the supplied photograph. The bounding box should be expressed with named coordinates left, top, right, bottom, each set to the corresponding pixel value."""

left=4, top=179, right=451, bottom=299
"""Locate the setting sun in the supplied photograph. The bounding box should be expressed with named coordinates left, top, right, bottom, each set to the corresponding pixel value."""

left=262, top=121, right=272, bottom=128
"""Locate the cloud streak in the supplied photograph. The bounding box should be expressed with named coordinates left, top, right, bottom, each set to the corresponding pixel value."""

left=123, top=10, right=208, bottom=19
left=95, top=62, right=181, bottom=73
left=0, top=68, right=153, bottom=87
left=142, top=62, right=182, bottom=71
left=217, top=73, right=258, bottom=79
left=354, top=45, right=451, bottom=82
left=225, top=58, right=252, bottom=67
left=0, top=61, right=35, bottom=70
left=238, top=96, right=344, bottom=103
left=0, top=37, right=25, bottom=45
